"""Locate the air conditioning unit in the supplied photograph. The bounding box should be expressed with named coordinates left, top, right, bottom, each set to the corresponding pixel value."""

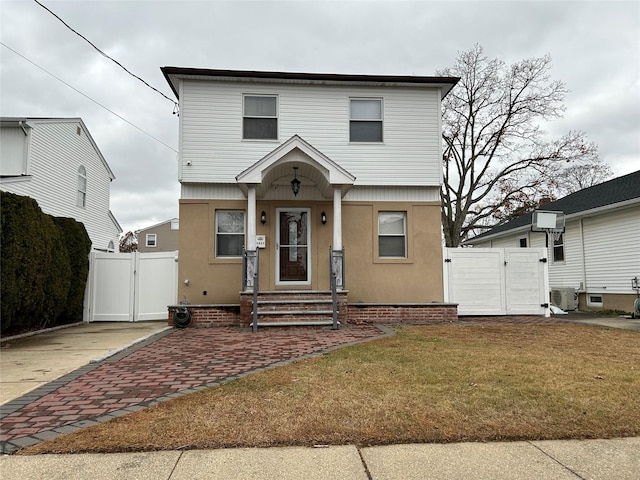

left=551, top=287, right=577, bottom=311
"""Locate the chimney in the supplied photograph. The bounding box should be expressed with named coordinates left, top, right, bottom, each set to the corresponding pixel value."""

left=539, top=196, right=552, bottom=207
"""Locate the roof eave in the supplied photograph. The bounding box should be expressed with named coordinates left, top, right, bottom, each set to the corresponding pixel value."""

left=161, top=66, right=460, bottom=100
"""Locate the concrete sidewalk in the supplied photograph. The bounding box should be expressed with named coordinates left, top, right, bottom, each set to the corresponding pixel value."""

left=1, top=438, right=638, bottom=479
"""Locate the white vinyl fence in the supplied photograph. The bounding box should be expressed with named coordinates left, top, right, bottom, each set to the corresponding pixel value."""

left=84, top=251, right=178, bottom=322
left=443, top=247, right=550, bottom=316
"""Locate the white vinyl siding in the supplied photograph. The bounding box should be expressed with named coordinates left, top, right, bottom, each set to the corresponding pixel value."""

left=179, top=80, right=442, bottom=186
left=0, top=120, right=120, bottom=251
left=0, top=126, right=29, bottom=175
left=582, top=207, right=640, bottom=294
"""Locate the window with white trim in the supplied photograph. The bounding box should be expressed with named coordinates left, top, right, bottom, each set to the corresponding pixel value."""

left=146, top=234, right=157, bottom=247
left=77, top=165, right=87, bottom=207
left=216, top=210, right=245, bottom=257
left=378, top=211, right=406, bottom=257
left=350, top=98, right=383, bottom=142
left=519, top=237, right=527, bottom=248
left=587, top=294, right=603, bottom=307
left=553, top=234, right=564, bottom=262
left=243, top=95, right=277, bottom=140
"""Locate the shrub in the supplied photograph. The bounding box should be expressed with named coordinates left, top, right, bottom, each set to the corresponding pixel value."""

left=1, top=192, right=90, bottom=335
left=53, top=217, right=91, bottom=323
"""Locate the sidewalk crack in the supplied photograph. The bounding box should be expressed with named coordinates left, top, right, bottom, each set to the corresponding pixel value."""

left=527, top=441, right=586, bottom=479
left=356, top=445, right=373, bottom=480
left=167, top=450, right=184, bottom=479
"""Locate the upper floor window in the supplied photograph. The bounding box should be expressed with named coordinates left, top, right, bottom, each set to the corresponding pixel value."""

left=216, top=210, right=245, bottom=257
left=378, top=211, right=406, bottom=258
left=553, top=234, right=564, bottom=262
left=77, top=166, right=87, bottom=207
left=350, top=98, right=383, bottom=142
left=146, top=234, right=157, bottom=247
left=519, top=237, right=527, bottom=248
left=243, top=95, right=277, bottom=140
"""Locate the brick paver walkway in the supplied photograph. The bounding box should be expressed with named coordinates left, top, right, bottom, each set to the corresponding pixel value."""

left=0, top=324, right=388, bottom=454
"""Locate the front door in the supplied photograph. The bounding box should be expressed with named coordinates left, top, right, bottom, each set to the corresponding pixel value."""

left=277, top=209, right=310, bottom=284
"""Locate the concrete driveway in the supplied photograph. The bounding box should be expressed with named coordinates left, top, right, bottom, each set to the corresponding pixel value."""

left=0, top=321, right=169, bottom=405
left=560, top=311, right=640, bottom=332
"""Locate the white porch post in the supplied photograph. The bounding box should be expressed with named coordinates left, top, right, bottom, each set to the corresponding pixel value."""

left=247, top=186, right=257, bottom=250
left=333, top=187, right=342, bottom=250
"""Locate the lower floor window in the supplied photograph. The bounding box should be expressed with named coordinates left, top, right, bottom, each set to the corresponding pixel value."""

left=553, top=234, right=564, bottom=262
left=378, top=211, right=407, bottom=257
left=216, top=210, right=245, bottom=257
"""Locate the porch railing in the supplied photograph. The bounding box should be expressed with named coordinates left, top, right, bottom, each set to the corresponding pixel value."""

left=329, top=247, right=345, bottom=330
left=242, top=249, right=260, bottom=332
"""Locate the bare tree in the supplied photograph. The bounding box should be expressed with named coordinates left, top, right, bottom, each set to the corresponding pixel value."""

left=439, top=45, right=598, bottom=246
left=119, top=231, right=138, bottom=253
left=556, top=160, right=613, bottom=196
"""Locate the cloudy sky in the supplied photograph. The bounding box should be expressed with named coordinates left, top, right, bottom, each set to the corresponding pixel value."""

left=1, top=0, right=638, bottom=234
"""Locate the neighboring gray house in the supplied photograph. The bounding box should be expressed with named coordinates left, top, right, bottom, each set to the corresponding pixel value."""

left=0, top=117, right=122, bottom=251
left=465, top=170, right=640, bottom=313
left=136, top=218, right=179, bottom=252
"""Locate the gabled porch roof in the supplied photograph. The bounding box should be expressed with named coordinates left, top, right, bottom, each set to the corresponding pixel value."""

left=235, top=135, right=356, bottom=199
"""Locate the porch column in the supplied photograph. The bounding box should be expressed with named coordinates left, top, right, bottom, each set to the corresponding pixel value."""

left=247, top=185, right=257, bottom=250
left=333, top=187, right=342, bottom=250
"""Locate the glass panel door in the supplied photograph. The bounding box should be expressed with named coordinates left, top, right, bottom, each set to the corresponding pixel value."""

left=277, top=209, right=310, bottom=283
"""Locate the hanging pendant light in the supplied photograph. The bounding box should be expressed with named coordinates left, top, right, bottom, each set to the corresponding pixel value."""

left=291, top=166, right=301, bottom=196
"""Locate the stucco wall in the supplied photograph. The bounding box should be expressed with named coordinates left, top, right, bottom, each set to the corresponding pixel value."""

left=177, top=199, right=444, bottom=305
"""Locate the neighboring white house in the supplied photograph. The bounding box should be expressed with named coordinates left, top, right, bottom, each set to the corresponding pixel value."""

left=0, top=118, right=121, bottom=251
left=464, top=170, right=640, bottom=312
left=161, top=67, right=459, bottom=326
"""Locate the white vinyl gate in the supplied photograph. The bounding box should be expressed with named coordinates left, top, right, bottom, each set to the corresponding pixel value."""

left=84, top=251, right=178, bottom=322
left=443, top=247, right=550, bottom=316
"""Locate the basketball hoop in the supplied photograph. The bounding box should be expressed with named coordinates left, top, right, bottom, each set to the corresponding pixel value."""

left=547, top=228, right=563, bottom=242
left=531, top=210, right=565, bottom=248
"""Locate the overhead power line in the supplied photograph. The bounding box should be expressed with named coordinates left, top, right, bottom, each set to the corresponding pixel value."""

left=33, top=0, right=178, bottom=114
left=1, top=42, right=177, bottom=153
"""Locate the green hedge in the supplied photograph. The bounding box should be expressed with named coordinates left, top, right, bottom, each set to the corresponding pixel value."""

left=1, top=192, right=91, bottom=335
left=53, top=217, right=91, bottom=323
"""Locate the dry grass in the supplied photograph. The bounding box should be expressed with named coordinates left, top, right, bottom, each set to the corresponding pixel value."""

left=20, top=324, right=640, bottom=454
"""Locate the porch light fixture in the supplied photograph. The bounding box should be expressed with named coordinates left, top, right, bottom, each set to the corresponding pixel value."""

left=291, top=166, right=301, bottom=196
left=321, top=211, right=327, bottom=224
left=260, top=211, right=267, bottom=225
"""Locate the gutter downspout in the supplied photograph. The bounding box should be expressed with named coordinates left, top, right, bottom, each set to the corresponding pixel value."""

left=579, top=218, right=587, bottom=304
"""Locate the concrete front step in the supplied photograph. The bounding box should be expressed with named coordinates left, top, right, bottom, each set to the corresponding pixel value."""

left=257, top=299, right=333, bottom=305
left=256, top=310, right=334, bottom=316
left=255, top=320, right=339, bottom=328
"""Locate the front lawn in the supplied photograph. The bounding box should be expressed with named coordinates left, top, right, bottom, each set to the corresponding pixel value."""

left=20, top=324, right=640, bottom=454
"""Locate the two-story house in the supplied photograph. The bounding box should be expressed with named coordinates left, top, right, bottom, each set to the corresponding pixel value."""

left=136, top=218, right=180, bottom=253
left=464, top=170, right=640, bottom=313
left=161, top=68, right=459, bottom=327
left=0, top=118, right=122, bottom=252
